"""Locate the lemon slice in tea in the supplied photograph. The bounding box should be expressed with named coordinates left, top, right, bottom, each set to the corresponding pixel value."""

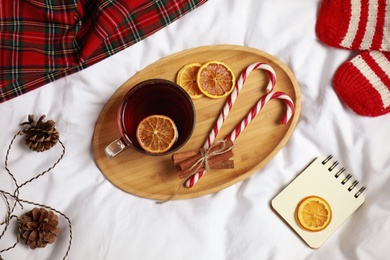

left=136, top=115, right=178, bottom=154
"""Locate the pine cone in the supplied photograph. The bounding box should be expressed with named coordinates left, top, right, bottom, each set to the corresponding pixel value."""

left=19, top=207, right=61, bottom=250
left=20, top=114, right=59, bottom=152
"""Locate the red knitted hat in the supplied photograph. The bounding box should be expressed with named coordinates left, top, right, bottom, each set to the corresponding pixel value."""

left=316, top=0, right=390, bottom=51
left=333, top=51, right=390, bottom=117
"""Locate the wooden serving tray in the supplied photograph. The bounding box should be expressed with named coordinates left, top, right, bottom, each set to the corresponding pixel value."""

left=92, top=45, right=301, bottom=201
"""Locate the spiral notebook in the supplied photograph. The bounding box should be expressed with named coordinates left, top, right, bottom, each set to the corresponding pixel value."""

left=271, top=155, right=366, bottom=249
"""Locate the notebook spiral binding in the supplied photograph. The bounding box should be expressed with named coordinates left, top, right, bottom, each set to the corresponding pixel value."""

left=321, top=155, right=366, bottom=198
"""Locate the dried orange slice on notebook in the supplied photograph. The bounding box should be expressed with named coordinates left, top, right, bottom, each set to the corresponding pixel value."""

left=197, top=61, right=235, bottom=98
left=136, top=115, right=178, bottom=154
left=296, top=196, right=332, bottom=232
left=176, top=62, right=203, bottom=99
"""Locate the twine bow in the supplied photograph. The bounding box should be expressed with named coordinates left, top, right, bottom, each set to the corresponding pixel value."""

left=187, top=140, right=234, bottom=177
left=157, top=140, right=234, bottom=204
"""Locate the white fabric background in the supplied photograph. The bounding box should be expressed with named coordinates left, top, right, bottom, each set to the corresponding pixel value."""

left=1, top=0, right=389, bottom=259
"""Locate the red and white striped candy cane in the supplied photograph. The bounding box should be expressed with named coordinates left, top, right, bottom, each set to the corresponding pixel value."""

left=186, top=91, right=294, bottom=188
left=226, top=91, right=294, bottom=142
left=185, top=62, right=278, bottom=188
left=204, top=62, right=276, bottom=148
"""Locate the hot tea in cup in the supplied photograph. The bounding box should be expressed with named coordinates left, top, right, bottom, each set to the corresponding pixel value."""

left=105, top=79, right=196, bottom=158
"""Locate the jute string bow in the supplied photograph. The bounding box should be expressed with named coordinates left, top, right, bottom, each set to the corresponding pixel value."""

left=157, top=140, right=234, bottom=204
left=187, top=140, right=234, bottom=174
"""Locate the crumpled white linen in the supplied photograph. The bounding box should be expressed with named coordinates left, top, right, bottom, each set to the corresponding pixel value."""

left=1, top=0, right=390, bottom=259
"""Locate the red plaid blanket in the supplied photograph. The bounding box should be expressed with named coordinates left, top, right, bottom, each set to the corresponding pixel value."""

left=0, top=0, right=207, bottom=103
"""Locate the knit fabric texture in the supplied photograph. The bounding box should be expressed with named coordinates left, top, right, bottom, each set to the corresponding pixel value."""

left=0, top=0, right=207, bottom=103
left=316, top=0, right=390, bottom=51
left=333, top=51, right=390, bottom=117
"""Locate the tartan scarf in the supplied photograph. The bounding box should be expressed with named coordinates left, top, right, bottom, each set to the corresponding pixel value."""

left=0, top=0, right=207, bottom=103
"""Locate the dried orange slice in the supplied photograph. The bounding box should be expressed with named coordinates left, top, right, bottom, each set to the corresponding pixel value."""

left=296, top=196, right=332, bottom=232
left=176, top=62, right=203, bottom=99
left=196, top=61, right=235, bottom=99
left=136, top=115, right=178, bottom=154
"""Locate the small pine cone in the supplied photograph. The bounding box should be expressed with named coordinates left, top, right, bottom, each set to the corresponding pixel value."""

left=19, top=207, right=61, bottom=250
left=20, top=114, right=60, bottom=152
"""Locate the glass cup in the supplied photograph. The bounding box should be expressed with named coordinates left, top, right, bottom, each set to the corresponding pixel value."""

left=105, top=78, right=196, bottom=158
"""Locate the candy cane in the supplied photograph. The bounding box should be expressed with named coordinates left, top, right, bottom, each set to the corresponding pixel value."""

left=185, top=63, right=278, bottom=188
left=186, top=91, right=294, bottom=188
left=204, top=62, right=276, bottom=148
left=226, top=91, right=294, bottom=142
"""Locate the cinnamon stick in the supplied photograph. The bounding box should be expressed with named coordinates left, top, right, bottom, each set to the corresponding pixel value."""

left=177, top=160, right=234, bottom=179
left=176, top=149, right=234, bottom=178
left=172, top=139, right=233, bottom=165
left=177, top=149, right=234, bottom=171
left=172, top=150, right=198, bottom=165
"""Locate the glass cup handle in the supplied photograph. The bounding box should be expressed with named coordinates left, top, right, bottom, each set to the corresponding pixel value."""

left=105, top=138, right=127, bottom=158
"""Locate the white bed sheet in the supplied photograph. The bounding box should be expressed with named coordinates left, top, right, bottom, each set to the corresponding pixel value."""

left=1, top=0, right=390, bottom=259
